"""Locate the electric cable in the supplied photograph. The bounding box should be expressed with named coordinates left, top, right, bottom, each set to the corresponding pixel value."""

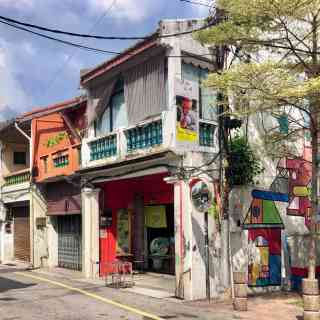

left=0, top=19, right=120, bottom=54
left=0, top=19, right=218, bottom=59
left=0, top=14, right=215, bottom=41
left=40, top=0, right=118, bottom=100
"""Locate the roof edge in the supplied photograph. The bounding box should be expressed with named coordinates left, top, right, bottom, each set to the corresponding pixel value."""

left=80, top=33, right=159, bottom=86
left=18, top=96, right=87, bottom=122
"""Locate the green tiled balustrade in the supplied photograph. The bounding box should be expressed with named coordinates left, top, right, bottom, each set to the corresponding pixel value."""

left=199, top=122, right=216, bottom=147
left=4, top=171, right=31, bottom=186
left=89, top=134, right=117, bottom=161
left=126, top=119, right=163, bottom=153
left=53, top=154, right=69, bottom=168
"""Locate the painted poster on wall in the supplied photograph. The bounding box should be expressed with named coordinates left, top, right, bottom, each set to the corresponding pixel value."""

left=175, top=78, right=199, bottom=149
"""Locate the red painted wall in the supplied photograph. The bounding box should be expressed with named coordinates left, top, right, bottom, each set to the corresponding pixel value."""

left=98, top=173, right=173, bottom=275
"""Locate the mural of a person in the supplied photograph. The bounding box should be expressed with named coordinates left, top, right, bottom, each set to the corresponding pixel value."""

left=177, top=96, right=197, bottom=131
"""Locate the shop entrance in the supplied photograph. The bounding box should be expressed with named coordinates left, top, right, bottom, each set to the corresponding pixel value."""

left=99, top=173, right=175, bottom=277
left=145, top=204, right=175, bottom=274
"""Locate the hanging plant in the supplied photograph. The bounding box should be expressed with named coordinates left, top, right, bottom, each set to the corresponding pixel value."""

left=226, top=134, right=264, bottom=186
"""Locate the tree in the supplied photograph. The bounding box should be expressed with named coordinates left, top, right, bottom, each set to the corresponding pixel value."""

left=196, top=0, right=320, bottom=284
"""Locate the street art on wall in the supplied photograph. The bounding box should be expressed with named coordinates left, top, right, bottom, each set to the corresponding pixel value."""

left=248, top=229, right=282, bottom=286
left=243, top=190, right=285, bottom=286
left=243, top=132, right=318, bottom=288
left=271, top=144, right=313, bottom=228
left=243, top=190, right=286, bottom=229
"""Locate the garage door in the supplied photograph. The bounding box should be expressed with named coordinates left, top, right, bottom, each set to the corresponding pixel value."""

left=58, top=215, right=82, bottom=271
left=13, top=206, right=30, bottom=262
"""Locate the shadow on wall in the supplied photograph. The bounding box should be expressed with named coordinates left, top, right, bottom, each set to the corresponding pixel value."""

left=191, top=216, right=215, bottom=279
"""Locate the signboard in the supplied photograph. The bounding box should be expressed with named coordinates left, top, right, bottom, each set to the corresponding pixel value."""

left=175, top=78, right=199, bottom=149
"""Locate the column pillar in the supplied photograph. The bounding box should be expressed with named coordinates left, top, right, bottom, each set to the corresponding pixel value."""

left=82, top=188, right=100, bottom=278
left=174, top=181, right=193, bottom=300
left=0, top=202, right=6, bottom=263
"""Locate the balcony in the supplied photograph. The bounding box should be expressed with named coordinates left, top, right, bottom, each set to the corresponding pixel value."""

left=37, top=145, right=81, bottom=182
left=82, top=114, right=168, bottom=169
left=89, top=134, right=117, bottom=161
left=81, top=111, right=218, bottom=170
left=2, top=169, right=31, bottom=197
left=125, top=119, right=163, bottom=153
left=4, top=169, right=31, bottom=186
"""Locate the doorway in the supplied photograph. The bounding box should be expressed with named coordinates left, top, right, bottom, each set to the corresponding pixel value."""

left=12, top=206, right=30, bottom=263
left=57, top=215, right=82, bottom=271
left=145, top=204, right=175, bottom=275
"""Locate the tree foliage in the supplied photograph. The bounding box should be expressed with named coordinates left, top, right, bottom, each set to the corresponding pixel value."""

left=196, top=0, right=320, bottom=278
left=226, top=134, right=264, bottom=186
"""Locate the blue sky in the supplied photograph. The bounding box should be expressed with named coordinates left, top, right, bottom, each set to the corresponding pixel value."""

left=0, top=0, right=211, bottom=120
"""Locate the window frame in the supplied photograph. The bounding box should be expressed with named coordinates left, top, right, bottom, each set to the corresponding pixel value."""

left=95, top=78, right=127, bottom=136
left=13, top=151, right=27, bottom=165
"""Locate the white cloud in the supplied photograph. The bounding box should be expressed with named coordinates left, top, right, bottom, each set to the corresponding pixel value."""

left=88, top=0, right=162, bottom=22
left=0, top=43, right=32, bottom=119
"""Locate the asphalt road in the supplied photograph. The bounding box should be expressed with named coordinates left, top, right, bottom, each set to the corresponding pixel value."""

left=0, top=265, right=234, bottom=320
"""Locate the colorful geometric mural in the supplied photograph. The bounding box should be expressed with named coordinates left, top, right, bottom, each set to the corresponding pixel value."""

left=243, top=190, right=285, bottom=286
left=243, top=190, right=286, bottom=230
left=271, top=144, right=312, bottom=228
left=242, top=129, right=319, bottom=288
left=248, top=229, right=282, bottom=286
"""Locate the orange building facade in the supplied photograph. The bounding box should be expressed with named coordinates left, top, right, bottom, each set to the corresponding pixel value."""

left=31, top=98, right=86, bottom=183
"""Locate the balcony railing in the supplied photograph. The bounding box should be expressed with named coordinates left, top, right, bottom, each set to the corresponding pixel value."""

left=4, top=169, right=30, bottom=186
left=89, top=134, right=117, bottom=161
left=83, top=111, right=218, bottom=169
left=53, top=154, right=69, bottom=168
left=125, top=119, right=163, bottom=153
left=199, top=122, right=216, bottom=147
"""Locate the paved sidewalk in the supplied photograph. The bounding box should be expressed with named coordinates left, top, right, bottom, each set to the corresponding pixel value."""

left=0, top=264, right=303, bottom=320
left=189, top=292, right=302, bottom=320
left=32, top=268, right=304, bottom=320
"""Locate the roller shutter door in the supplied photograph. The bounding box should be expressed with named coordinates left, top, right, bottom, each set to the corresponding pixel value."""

left=13, top=206, right=30, bottom=262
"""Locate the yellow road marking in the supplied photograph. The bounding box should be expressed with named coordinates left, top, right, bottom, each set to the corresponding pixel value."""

left=16, top=272, right=164, bottom=320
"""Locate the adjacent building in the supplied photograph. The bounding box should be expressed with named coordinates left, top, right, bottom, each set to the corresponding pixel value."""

left=79, top=19, right=223, bottom=300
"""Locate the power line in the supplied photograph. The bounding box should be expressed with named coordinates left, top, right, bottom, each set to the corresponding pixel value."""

left=41, top=0, right=118, bottom=100
left=0, top=14, right=214, bottom=40
left=0, top=20, right=120, bottom=54
left=0, top=19, right=216, bottom=59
